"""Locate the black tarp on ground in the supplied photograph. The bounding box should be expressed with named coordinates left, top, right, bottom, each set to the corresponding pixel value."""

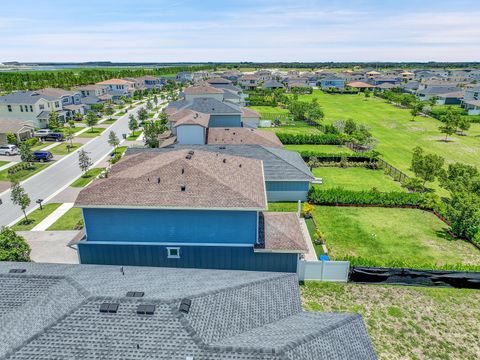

left=350, top=267, right=480, bottom=289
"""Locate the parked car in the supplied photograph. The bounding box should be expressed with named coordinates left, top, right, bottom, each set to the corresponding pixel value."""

left=0, top=144, right=19, bottom=156
left=42, top=133, right=64, bottom=142
left=34, top=129, right=54, bottom=138
left=33, top=150, right=53, bottom=162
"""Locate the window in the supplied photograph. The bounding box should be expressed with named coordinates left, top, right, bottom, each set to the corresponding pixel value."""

left=39, top=104, right=45, bottom=110
left=7, top=105, right=12, bottom=112
left=55, top=101, right=59, bottom=107
left=30, top=105, right=33, bottom=112
left=20, top=105, right=23, bottom=112
left=167, top=247, right=180, bottom=259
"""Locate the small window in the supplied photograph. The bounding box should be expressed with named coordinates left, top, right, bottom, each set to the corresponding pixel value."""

left=7, top=105, right=12, bottom=112
left=20, top=105, right=23, bottom=112
left=167, top=247, right=180, bottom=259
left=39, top=104, right=45, bottom=110
left=30, top=105, right=33, bottom=112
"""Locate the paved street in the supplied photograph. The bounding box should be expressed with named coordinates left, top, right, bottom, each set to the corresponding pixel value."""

left=0, top=104, right=145, bottom=226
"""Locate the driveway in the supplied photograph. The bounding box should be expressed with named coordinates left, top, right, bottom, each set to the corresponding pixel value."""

left=0, top=103, right=148, bottom=226
left=16, top=231, right=80, bottom=264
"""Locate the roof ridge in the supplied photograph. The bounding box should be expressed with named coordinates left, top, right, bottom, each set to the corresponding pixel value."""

left=262, top=146, right=314, bottom=179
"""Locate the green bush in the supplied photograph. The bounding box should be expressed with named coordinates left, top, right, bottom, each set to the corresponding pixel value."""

left=308, top=187, right=437, bottom=208
left=24, top=137, right=39, bottom=147
left=7, top=163, right=35, bottom=175
left=277, top=133, right=344, bottom=145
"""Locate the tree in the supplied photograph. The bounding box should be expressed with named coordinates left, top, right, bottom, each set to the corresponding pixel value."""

left=439, top=162, right=480, bottom=195
left=344, top=119, right=357, bottom=135
left=48, top=111, right=61, bottom=130
left=446, top=192, right=480, bottom=244
left=153, top=94, right=159, bottom=106
left=363, top=89, right=371, bottom=99
left=410, top=103, right=423, bottom=121
left=439, top=108, right=460, bottom=141
left=143, top=121, right=167, bottom=148
left=457, top=116, right=471, bottom=135
left=74, top=112, right=83, bottom=121
left=85, top=111, right=98, bottom=131
left=428, top=96, right=439, bottom=108
left=18, top=142, right=34, bottom=163
left=128, top=114, right=139, bottom=134
left=104, top=104, right=114, bottom=116
left=6, top=133, right=17, bottom=145
left=0, top=226, right=31, bottom=262
left=10, top=181, right=31, bottom=223
left=65, top=120, right=76, bottom=149
left=146, top=99, right=153, bottom=110
left=351, top=124, right=377, bottom=150
left=137, top=107, right=148, bottom=123
left=158, top=112, right=168, bottom=125
left=411, top=147, right=445, bottom=186
left=108, top=131, right=120, bottom=151
left=78, top=149, right=92, bottom=175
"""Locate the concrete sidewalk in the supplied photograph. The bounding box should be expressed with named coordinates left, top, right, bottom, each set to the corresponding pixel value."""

left=31, top=202, right=74, bottom=231
left=0, top=161, right=18, bottom=172
left=17, top=231, right=79, bottom=264
left=299, top=218, right=318, bottom=261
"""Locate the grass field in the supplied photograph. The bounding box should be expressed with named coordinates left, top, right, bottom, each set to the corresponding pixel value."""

left=302, top=282, right=480, bottom=360
left=102, top=118, right=117, bottom=124
left=11, top=203, right=62, bottom=231
left=248, top=105, right=289, bottom=119
left=76, top=127, right=105, bottom=138
left=127, top=131, right=142, bottom=141
left=0, top=161, right=8, bottom=167
left=0, top=162, right=51, bottom=182
left=313, top=206, right=480, bottom=269
left=70, top=167, right=105, bottom=187
left=263, top=123, right=323, bottom=135
left=297, top=90, right=480, bottom=174
left=312, top=167, right=405, bottom=192
left=50, top=142, right=82, bottom=155
left=284, top=144, right=353, bottom=154
left=47, top=208, right=84, bottom=230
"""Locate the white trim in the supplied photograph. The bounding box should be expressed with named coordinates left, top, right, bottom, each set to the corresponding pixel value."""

left=76, top=204, right=266, bottom=211
left=254, top=249, right=306, bottom=254
left=167, top=247, right=181, bottom=259
left=78, top=240, right=253, bottom=247
left=260, top=161, right=268, bottom=207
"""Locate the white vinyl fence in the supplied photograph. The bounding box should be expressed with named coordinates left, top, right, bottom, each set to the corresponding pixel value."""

left=297, top=260, right=350, bottom=282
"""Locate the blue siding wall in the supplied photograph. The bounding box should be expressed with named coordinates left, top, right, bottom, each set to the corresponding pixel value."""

left=266, top=181, right=310, bottom=202
left=208, top=115, right=242, bottom=128
left=78, top=243, right=298, bottom=273
left=83, top=208, right=258, bottom=244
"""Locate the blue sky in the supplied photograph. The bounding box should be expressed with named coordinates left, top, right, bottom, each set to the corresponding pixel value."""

left=1, top=0, right=478, bottom=62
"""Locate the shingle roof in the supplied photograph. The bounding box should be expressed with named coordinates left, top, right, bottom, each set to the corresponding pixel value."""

left=0, top=120, right=34, bottom=133
left=0, top=91, right=56, bottom=105
left=241, top=107, right=260, bottom=118
left=184, top=84, right=224, bottom=95
left=170, top=109, right=210, bottom=128
left=205, top=77, right=232, bottom=84
left=37, top=88, right=76, bottom=97
left=263, top=80, right=284, bottom=88
left=347, top=81, right=374, bottom=88
left=96, top=79, right=134, bottom=85
left=256, top=212, right=308, bottom=252
left=169, top=97, right=242, bottom=115
left=126, top=145, right=315, bottom=181
left=0, top=262, right=376, bottom=360
left=75, top=149, right=267, bottom=210
left=207, top=128, right=283, bottom=148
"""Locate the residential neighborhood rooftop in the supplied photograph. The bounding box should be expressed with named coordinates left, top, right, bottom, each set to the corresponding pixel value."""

left=183, top=84, right=224, bottom=95
left=207, top=127, right=283, bottom=148
left=75, top=149, right=267, bottom=210
left=0, top=262, right=375, bottom=360
left=170, top=109, right=210, bottom=128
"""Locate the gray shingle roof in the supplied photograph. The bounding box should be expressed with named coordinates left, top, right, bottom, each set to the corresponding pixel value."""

left=0, top=91, right=57, bottom=105
left=126, top=145, right=315, bottom=182
left=0, top=262, right=376, bottom=360
left=168, top=97, right=242, bottom=115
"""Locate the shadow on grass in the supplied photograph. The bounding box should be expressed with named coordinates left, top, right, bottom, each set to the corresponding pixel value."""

left=435, top=228, right=458, bottom=242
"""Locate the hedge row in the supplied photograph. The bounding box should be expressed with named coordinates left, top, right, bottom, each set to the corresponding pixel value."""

left=308, top=187, right=434, bottom=208
left=7, top=163, right=36, bottom=175
left=298, top=150, right=376, bottom=161
left=277, top=133, right=345, bottom=145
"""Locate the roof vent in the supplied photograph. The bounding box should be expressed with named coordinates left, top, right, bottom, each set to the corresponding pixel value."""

left=157, top=177, right=161, bottom=184
left=179, top=298, right=192, bottom=314
left=126, top=291, right=145, bottom=298
left=181, top=185, right=186, bottom=192
left=239, top=164, right=242, bottom=168
left=9, top=269, right=26, bottom=274
left=181, top=168, right=185, bottom=174
left=185, top=154, right=192, bottom=160
left=100, top=302, right=119, bottom=313
left=137, top=304, right=156, bottom=315
left=188, top=150, right=194, bottom=155
left=219, top=146, right=226, bottom=150
left=223, top=159, right=226, bottom=163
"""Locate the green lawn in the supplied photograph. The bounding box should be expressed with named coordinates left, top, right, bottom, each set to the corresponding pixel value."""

left=262, top=123, right=323, bottom=135
left=50, top=142, right=83, bottom=155
left=76, top=127, right=105, bottom=138
left=313, top=206, right=480, bottom=270
left=267, top=202, right=298, bottom=212
left=47, top=207, right=84, bottom=230
left=0, top=161, right=8, bottom=167
left=127, top=131, right=142, bottom=141
left=297, top=90, right=480, bottom=174
left=0, top=162, right=51, bottom=182
left=248, top=106, right=290, bottom=120
left=115, top=111, right=127, bottom=116
left=70, top=167, right=105, bottom=187
left=102, top=118, right=117, bottom=124
left=284, top=144, right=354, bottom=154
left=11, top=203, right=62, bottom=231
left=302, top=282, right=480, bottom=360
left=30, top=143, right=49, bottom=151
left=312, top=167, right=405, bottom=192
left=57, top=127, right=84, bottom=136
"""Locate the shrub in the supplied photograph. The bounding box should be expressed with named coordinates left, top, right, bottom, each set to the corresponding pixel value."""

left=7, top=162, right=36, bottom=175
left=308, top=187, right=438, bottom=208
left=277, top=133, right=344, bottom=145
left=24, top=137, right=39, bottom=147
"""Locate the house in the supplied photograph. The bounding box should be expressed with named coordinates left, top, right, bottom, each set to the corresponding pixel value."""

left=134, top=75, right=165, bottom=89
left=0, top=119, right=34, bottom=144
left=0, top=90, right=65, bottom=128
left=370, top=77, right=400, bottom=86
left=463, top=86, right=480, bottom=101
left=168, top=97, right=243, bottom=127
left=128, top=145, right=315, bottom=202
left=75, top=149, right=309, bottom=272
left=176, top=71, right=193, bottom=82
left=239, top=75, right=260, bottom=90
left=207, top=127, right=283, bottom=148
left=170, top=109, right=209, bottom=145
left=463, top=100, right=480, bottom=115
left=183, top=84, right=225, bottom=101
left=400, top=71, right=414, bottom=81
left=402, top=81, right=420, bottom=93
left=416, top=86, right=462, bottom=103
left=74, top=84, right=108, bottom=98
left=319, top=76, right=346, bottom=90
left=0, top=262, right=376, bottom=360
left=262, top=79, right=285, bottom=89
left=96, top=79, right=135, bottom=99
left=375, top=83, right=398, bottom=91
left=37, top=88, right=86, bottom=118
left=241, top=107, right=261, bottom=128
left=347, top=81, right=375, bottom=90
left=366, top=71, right=381, bottom=79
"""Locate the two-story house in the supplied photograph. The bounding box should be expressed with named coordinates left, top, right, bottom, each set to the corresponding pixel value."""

left=0, top=90, right=65, bottom=128
left=75, top=149, right=308, bottom=272
left=462, top=86, right=480, bottom=115
left=96, top=79, right=135, bottom=99
left=238, top=75, right=259, bottom=90
left=319, top=76, right=346, bottom=90
left=37, top=88, right=86, bottom=118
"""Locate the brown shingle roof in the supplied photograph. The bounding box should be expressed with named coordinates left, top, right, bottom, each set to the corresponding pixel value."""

left=207, top=128, right=283, bottom=148
left=184, top=85, right=224, bottom=95
left=96, top=79, right=134, bottom=85
left=75, top=150, right=267, bottom=210
left=256, top=212, right=308, bottom=252
left=241, top=108, right=260, bottom=118
left=347, top=81, right=375, bottom=88
left=0, top=120, right=34, bottom=133
left=172, top=110, right=210, bottom=128
left=37, top=88, right=76, bottom=97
